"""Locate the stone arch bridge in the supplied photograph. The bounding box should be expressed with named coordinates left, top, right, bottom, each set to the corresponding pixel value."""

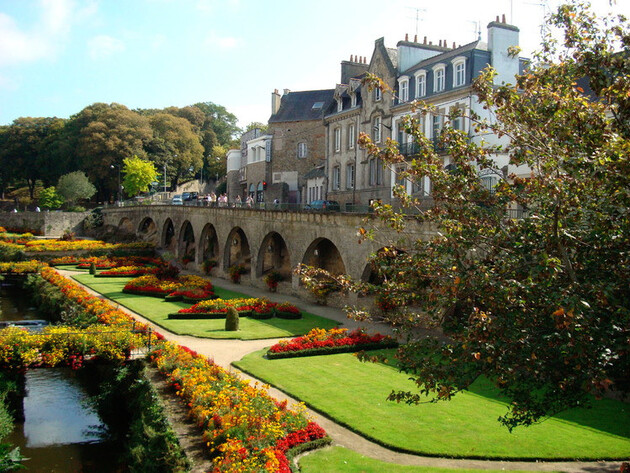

left=103, top=206, right=434, bottom=291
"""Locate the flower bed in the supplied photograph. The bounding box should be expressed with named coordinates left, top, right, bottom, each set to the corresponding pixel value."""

left=150, top=342, right=329, bottom=472
left=267, top=328, right=398, bottom=359
left=170, top=297, right=270, bottom=319
left=123, top=274, right=213, bottom=298
left=274, top=302, right=302, bottom=320
left=30, top=267, right=329, bottom=470
left=96, top=265, right=157, bottom=277
left=24, top=239, right=155, bottom=252
left=0, top=260, right=48, bottom=274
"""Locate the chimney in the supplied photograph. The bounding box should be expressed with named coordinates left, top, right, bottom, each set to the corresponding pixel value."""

left=405, top=33, right=408, bottom=41
left=414, top=34, right=418, bottom=42
left=453, top=41, right=457, bottom=48
left=502, top=14, right=506, bottom=23
left=487, top=15, right=520, bottom=85
left=271, top=89, right=281, bottom=115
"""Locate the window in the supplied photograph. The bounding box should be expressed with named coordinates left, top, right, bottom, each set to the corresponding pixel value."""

left=346, top=163, right=355, bottom=189
left=373, top=116, right=382, bottom=143
left=481, top=175, right=498, bottom=194
left=256, top=181, right=264, bottom=202
left=312, top=102, right=324, bottom=110
left=433, top=64, right=445, bottom=92
left=337, top=98, right=343, bottom=113
left=432, top=113, right=443, bottom=139
left=369, top=158, right=383, bottom=186
left=374, top=87, right=382, bottom=102
left=351, top=93, right=357, bottom=108
left=395, top=166, right=406, bottom=188
left=334, top=128, right=341, bottom=152
left=413, top=176, right=425, bottom=195
left=297, top=142, right=307, bottom=158
left=453, top=57, right=466, bottom=87
left=398, top=77, right=409, bottom=102
left=348, top=124, right=355, bottom=149
left=415, top=71, right=426, bottom=98
left=332, top=166, right=341, bottom=190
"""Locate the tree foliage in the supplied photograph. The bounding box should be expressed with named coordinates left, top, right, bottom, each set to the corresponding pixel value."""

left=37, top=186, right=64, bottom=210
left=351, top=2, right=630, bottom=430
left=56, top=171, right=96, bottom=206
left=122, top=155, right=159, bottom=197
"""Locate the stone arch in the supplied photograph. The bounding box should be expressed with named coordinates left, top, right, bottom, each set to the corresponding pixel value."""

left=199, top=223, right=219, bottom=266
left=256, top=231, right=291, bottom=279
left=178, top=220, right=196, bottom=263
left=161, top=218, right=176, bottom=252
left=360, top=246, right=407, bottom=284
left=302, top=238, right=345, bottom=275
left=224, top=227, right=251, bottom=274
left=118, top=217, right=134, bottom=235
left=137, top=217, right=158, bottom=244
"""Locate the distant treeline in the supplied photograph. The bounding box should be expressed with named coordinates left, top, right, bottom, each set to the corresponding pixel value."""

left=0, top=101, right=240, bottom=202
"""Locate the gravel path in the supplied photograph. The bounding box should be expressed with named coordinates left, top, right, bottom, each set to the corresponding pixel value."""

left=57, top=269, right=625, bottom=473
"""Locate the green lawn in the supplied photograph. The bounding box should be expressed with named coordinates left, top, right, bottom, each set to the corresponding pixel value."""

left=73, top=273, right=338, bottom=340
left=234, top=349, right=630, bottom=460
left=299, top=446, right=552, bottom=473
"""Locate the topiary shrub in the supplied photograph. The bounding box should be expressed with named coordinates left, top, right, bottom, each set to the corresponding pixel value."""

left=89, top=263, right=96, bottom=275
left=225, top=306, right=239, bottom=331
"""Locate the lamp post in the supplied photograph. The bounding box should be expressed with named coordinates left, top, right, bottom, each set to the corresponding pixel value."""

left=110, top=164, right=121, bottom=205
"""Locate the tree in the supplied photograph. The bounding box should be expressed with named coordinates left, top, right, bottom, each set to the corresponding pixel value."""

left=68, top=103, right=153, bottom=201
left=245, top=121, right=268, bottom=133
left=37, top=186, right=64, bottom=210
left=56, top=171, right=96, bottom=207
left=348, top=2, right=630, bottom=430
left=122, top=155, right=159, bottom=197
left=148, top=113, right=204, bottom=189
left=193, top=102, right=241, bottom=148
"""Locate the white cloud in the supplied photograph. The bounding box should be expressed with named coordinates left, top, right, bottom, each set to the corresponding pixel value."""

left=0, top=0, right=97, bottom=67
left=204, top=32, right=241, bottom=50
left=88, top=35, right=126, bottom=60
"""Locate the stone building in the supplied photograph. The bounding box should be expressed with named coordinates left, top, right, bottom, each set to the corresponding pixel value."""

left=324, top=15, right=528, bottom=210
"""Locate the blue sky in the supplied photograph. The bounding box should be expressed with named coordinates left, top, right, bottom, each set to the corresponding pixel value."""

left=0, top=0, right=627, bottom=129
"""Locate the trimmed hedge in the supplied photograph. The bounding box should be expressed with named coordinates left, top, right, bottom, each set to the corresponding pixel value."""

left=275, top=310, right=303, bottom=320
left=266, top=340, right=399, bottom=360
left=249, top=311, right=274, bottom=320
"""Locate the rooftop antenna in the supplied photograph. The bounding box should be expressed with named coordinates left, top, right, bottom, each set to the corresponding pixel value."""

left=406, top=6, right=427, bottom=38
left=525, top=0, right=551, bottom=38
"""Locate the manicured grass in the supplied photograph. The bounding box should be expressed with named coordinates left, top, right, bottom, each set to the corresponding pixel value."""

left=73, top=274, right=338, bottom=340
left=299, top=446, right=549, bottom=473
left=234, top=349, right=630, bottom=460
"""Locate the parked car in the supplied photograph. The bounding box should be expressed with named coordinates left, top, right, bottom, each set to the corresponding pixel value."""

left=182, top=192, right=198, bottom=201
left=172, top=194, right=183, bottom=205
left=305, top=200, right=340, bottom=211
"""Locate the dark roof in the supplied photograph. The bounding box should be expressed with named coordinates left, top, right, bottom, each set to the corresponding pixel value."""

left=304, top=166, right=326, bottom=180
left=269, top=89, right=335, bottom=123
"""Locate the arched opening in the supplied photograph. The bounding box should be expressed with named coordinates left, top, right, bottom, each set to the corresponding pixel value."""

left=360, top=247, right=407, bottom=284
left=302, top=238, right=345, bottom=275
left=224, top=227, right=251, bottom=275
left=199, top=223, right=219, bottom=268
left=256, top=232, right=291, bottom=279
left=248, top=183, right=255, bottom=200
left=178, top=221, right=196, bottom=264
left=161, top=219, right=175, bottom=251
left=137, top=217, right=158, bottom=244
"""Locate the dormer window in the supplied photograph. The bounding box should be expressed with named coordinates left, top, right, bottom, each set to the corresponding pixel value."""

left=452, top=57, right=466, bottom=87
left=415, top=70, right=426, bottom=98
left=337, top=98, right=343, bottom=113
left=398, top=77, right=409, bottom=102
left=350, top=93, right=357, bottom=108
left=433, top=64, right=445, bottom=92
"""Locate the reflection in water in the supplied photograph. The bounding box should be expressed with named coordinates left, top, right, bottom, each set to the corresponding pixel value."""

left=2, top=284, right=119, bottom=472
left=23, top=369, right=107, bottom=447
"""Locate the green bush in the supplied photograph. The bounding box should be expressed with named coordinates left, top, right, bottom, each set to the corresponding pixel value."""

left=225, top=306, right=239, bottom=331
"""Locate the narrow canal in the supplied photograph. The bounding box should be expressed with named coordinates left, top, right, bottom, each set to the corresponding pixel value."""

left=1, top=284, right=119, bottom=472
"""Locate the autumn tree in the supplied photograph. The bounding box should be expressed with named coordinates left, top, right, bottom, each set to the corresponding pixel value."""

left=349, top=2, right=630, bottom=429
left=122, top=155, right=159, bottom=197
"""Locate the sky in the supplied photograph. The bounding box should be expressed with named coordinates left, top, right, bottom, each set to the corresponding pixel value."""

left=0, top=0, right=627, bottom=130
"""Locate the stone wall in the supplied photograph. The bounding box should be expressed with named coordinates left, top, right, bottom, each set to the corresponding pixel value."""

left=0, top=211, right=89, bottom=237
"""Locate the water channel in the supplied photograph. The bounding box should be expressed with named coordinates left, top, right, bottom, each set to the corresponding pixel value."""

left=1, top=284, right=119, bottom=472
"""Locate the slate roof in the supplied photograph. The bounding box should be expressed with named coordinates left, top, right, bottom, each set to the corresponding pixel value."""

left=303, top=166, right=326, bottom=180
left=269, top=89, right=335, bottom=123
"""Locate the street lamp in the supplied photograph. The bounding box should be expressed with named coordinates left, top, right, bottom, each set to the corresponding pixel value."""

left=110, top=164, right=121, bottom=205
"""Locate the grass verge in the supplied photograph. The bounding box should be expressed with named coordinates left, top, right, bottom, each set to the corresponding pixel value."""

left=72, top=274, right=338, bottom=340
left=298, top=446, right=554, bottom=473
left=233, top=349, right=630, bottom=460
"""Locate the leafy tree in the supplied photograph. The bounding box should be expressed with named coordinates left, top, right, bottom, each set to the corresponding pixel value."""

left=122, top=155, right=159, bottom=197
left=68, top=103, right=153, bottom=201
left=37, top=186, right=64, bottom=210
left=245, top=121, right=268, bottom=133
left=193, top=102, right=241, bottom=148
left=56, top=171, right=96, bottom=207
left=148, top=113, right=203, bottom=189
left=0, top=117, right=67, bottom=198
left=348, top=2, right=630, bottom=430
